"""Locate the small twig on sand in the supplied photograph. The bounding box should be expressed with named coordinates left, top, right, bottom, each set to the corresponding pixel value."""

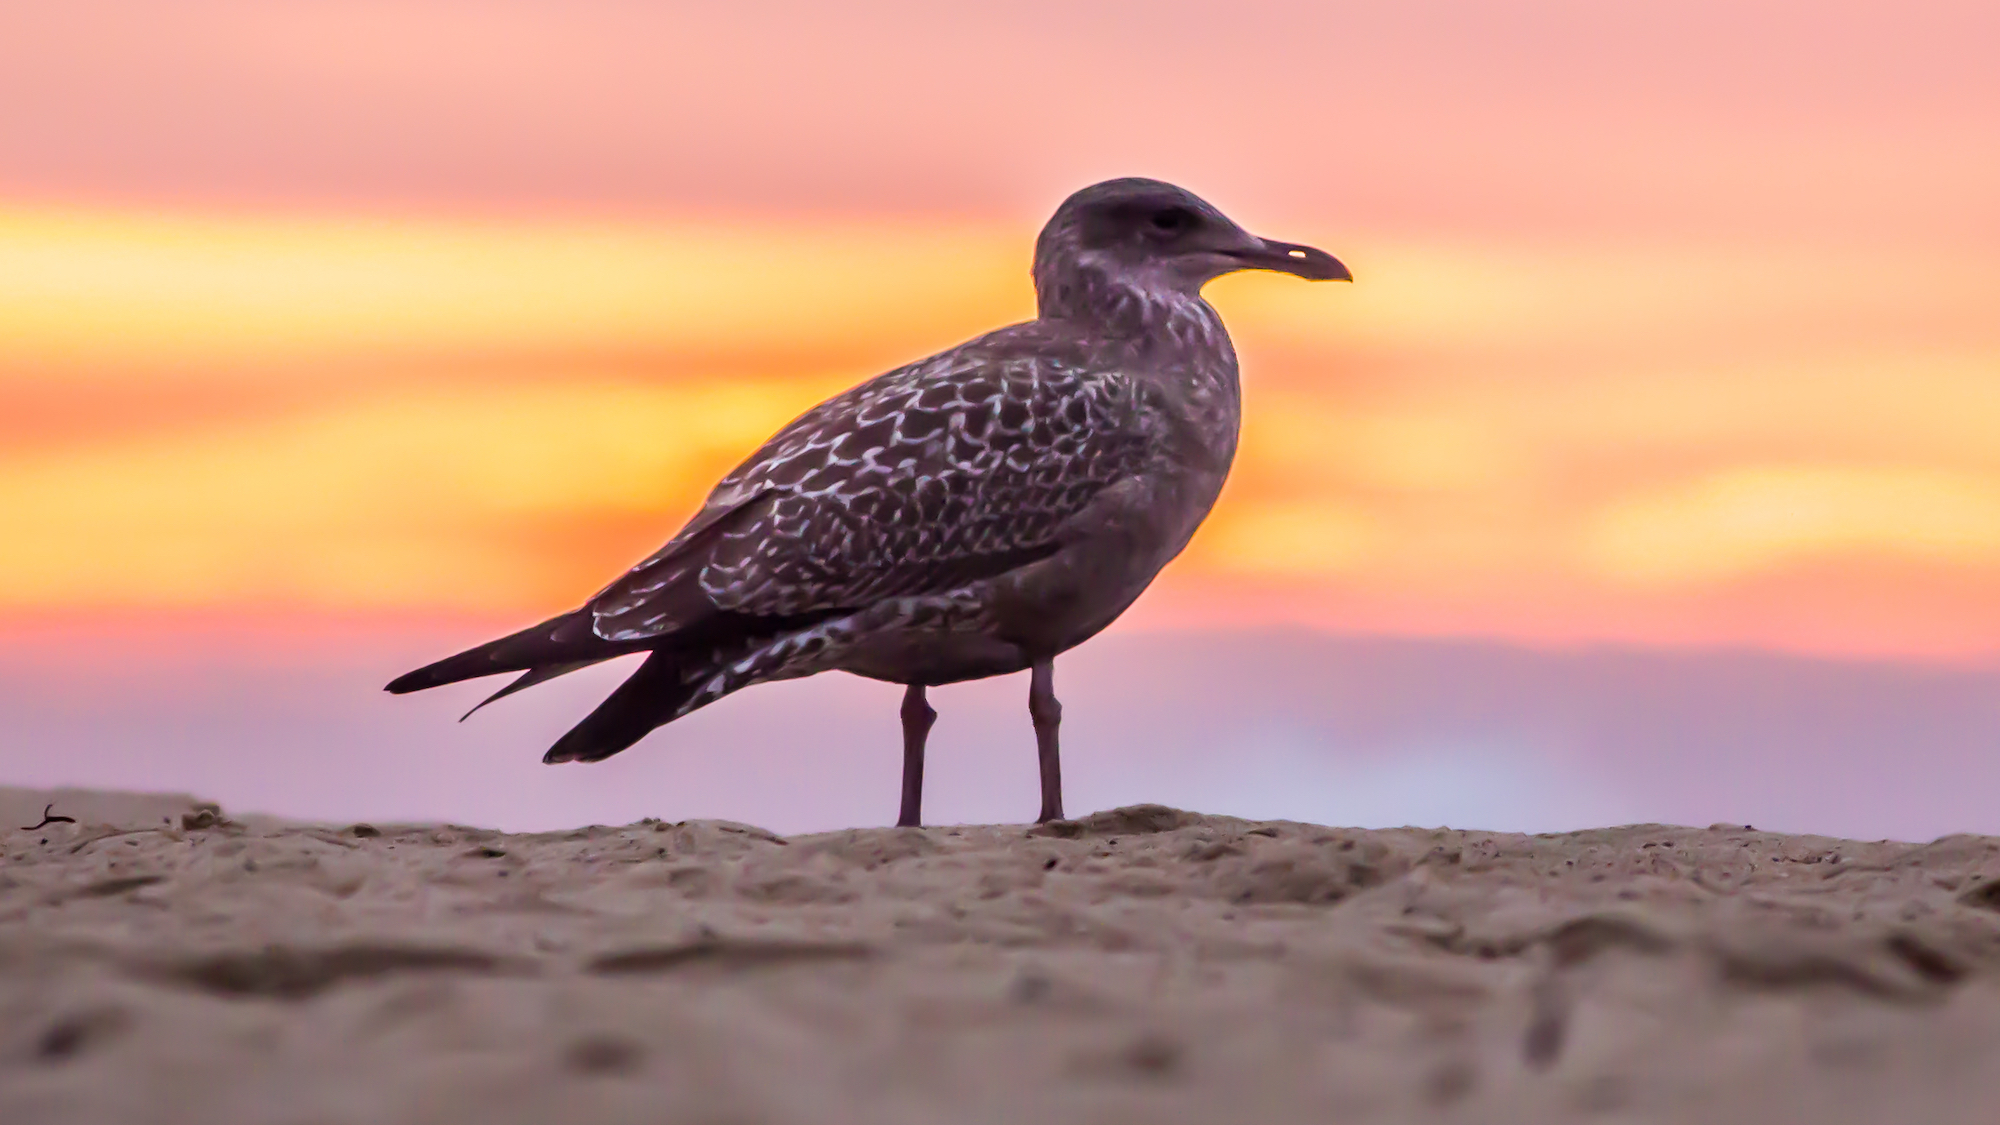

left=20, top=804, right=77, bottom=831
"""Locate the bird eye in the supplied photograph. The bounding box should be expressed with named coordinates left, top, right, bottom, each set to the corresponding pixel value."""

left=1149, top=207, right=1194, bottom=233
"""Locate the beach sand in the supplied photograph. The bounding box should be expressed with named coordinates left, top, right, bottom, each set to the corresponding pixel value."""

left=4, top=785, right=1999, bottom=1124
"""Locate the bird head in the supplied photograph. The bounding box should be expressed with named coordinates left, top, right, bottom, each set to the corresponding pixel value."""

left=1034, top=178, right=1350, bottom=309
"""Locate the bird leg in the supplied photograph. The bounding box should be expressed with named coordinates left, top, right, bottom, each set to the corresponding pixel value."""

left=1029, top=659, right=1064, bottom=822
left=897, top=683, right=936, bottom=827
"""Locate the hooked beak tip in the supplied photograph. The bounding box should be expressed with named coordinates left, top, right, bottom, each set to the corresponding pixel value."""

left=1240, top=238, right=1350, bottom=282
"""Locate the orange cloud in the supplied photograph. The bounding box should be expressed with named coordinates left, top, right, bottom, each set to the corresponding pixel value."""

left=1586, top=465, right=2000, bottom=586
left=0, top=205, right=1027, bottom=373
left=0, top=379, right=848, bottom=609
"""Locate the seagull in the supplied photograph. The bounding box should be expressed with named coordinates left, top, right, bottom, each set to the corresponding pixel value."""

left=387, top=178, right=1349, bottom=825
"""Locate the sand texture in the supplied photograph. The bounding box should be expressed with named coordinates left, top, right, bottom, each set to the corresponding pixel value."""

left=5, top=786, right=2000, bottom=1124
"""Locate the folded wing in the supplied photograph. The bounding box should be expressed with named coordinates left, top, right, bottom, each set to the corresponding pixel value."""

left=390, top=329, right=1157, bottom=764
left=590, top=338, right=1155, bottom=642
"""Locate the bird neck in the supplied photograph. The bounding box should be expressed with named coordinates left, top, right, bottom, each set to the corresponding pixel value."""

left=1035, top=259, right=1242, bottom=467
left=1034, top=259, right=1230, bottom=356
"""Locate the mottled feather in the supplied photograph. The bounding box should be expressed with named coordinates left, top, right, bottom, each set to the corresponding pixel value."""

left=590, top=325, right=1158, bottom=641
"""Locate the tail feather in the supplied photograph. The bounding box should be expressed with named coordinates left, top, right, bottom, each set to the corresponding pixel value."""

left=390, top=583, right=839, bottom=764
left=543, top=652, right=700, bottom=764
left=541, top=612, right=833, bottom=763
left=385, top=610, right=624, bottom=694
left=458, top=660, right=604, bottom=721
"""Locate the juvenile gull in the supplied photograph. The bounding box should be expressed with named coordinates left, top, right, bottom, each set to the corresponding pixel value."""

left=387, top=179, right=1349, bottom=825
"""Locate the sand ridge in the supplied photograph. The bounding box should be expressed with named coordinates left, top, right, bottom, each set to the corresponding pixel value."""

left=4, top=786, right=2000, bottom=1124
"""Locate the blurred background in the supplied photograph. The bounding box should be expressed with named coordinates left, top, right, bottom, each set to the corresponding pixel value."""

left=2, top=1, right=1996, bottom=838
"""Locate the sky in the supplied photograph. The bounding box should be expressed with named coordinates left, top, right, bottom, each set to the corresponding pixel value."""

left=8, top=627, right=1998, bottom=841
left=2, top=2, right=1997, bottom=834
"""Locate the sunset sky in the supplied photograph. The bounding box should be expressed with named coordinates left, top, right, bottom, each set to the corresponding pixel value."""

left=2, top=2, right=1997, bottom=834
left=5, top=0, right=1998, bottom=660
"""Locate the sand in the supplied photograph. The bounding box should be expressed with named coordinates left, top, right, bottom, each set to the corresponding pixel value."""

left=4, top=786, right=2000, bottom=1124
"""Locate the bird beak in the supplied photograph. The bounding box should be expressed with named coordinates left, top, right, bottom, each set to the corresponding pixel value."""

left=1228, top=237, right=1352, bottom=282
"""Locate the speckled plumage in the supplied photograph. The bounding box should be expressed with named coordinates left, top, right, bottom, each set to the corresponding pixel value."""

left=599, top=341, right=1158, bottom=633
left=388, top=178, right=1348, bottom=824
